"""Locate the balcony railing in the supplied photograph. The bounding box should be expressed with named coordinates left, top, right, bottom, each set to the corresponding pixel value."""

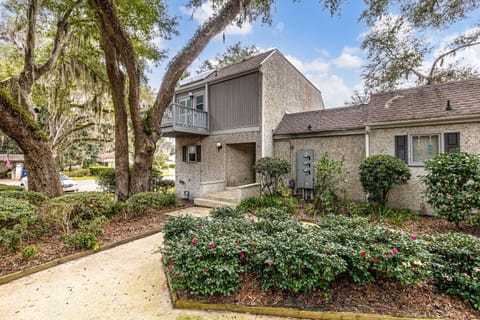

left=161, top=103, right=209, bottom=135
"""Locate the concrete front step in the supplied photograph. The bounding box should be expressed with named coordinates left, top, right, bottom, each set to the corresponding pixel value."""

left=200, top=191, right=238, bottom=203
left=193, top=197, right=238, bottom=208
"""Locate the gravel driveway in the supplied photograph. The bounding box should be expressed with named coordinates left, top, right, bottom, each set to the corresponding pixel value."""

left=0, top=212, right=282, bottom=320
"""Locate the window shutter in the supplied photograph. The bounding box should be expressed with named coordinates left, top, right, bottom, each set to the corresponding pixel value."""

left=445, top=132, right=460, bottom=153
left=395, top=135, right=408, bottom=163
left=196, top=145, right=201, bottom=162
left=182, top=146, right=187, bottom=162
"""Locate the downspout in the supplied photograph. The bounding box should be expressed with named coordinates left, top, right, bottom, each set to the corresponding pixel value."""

left=260, top=70, right=266, bottom=157
left=364, top=125, right=370, bottom=202
left=365, top=126, right=370, bottom=157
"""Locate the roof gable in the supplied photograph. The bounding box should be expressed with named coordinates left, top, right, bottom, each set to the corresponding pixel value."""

left=177, top=49, right=276, bottom=89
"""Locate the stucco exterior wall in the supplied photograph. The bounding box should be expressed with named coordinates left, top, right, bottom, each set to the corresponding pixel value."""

left=369, top=121, right=480, bottom=213
left=273, top=134, right=366, bottom=202
left=261, top=51, right=324, bottom=157
left=175, top=131, right=260, bottom=199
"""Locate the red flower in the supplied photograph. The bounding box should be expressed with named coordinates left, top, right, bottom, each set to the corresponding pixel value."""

left=340, top=207, right=346, bottom=213
left=203, top=267, right=207, bottom=273
left=361, top=251, right=367, bottom=258
left=390, top=248, right=399, bottom=255
left=239, top=251, right=245, bottom=259
left=209, top=242, right=216, bottom=249
left=410, top=234, right=417, bottom=240
left=191, top=238, right=198, bottom=244
left=235, top=241, right=240, bottom=247
left=371, top=257, right=378, bottom=263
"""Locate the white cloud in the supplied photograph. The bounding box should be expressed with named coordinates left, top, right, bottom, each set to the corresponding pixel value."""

left=275, top=22, right=284, bottom=32
left=285, top=53, right=363, bottom=107
left=285, top=55, right=330, bottom=73
left=180, top=2, right=253, bottom=36
left=332, top=47, right=364, bottom=69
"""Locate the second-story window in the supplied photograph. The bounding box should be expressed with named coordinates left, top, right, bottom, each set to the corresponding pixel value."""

left=177, top=96, right=192, bottom=107
left=195, top=94, right=204, bottom=111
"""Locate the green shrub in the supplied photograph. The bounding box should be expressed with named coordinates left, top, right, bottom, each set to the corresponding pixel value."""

left=422, top=152, right=480, bottom=226
left=312, top=153, right=350, bottom=215
left=162, top=215, right=200, bottom=241
left=351, top=202, right=419, bottom=225
left=124, top=192, right=179, bottom=217
left=0, top=190, right=46, bottom=206
left=0, top=184, right=21, bottom=192
left=39, top=192, right=114, bottom=233
left=21, top=244, right=39, bottom=260
left=428, top=233, right=480, bottom=310
left=96, top=167, right=116, bottom=193
left=237, top=196, right=297, bottom=215
left=0, top=196, right=38, bottom=250
left=168, top=163, right=175, bottom=169
left=63, top=216, right=108, bottom=250
left=156, top=179, right=175, bottom=194
left=254, top=157, right=291, bottom=197
left=317, top=215, right=431, bottom=285
left=64, top=168, right=91, bottom=177
left=359, top=154, right=411, bottom=206
left=210, top=206, right=242, bottom=219
left=89, top=165, right=110, bottom=176
left=163, top=208, right=431, bottom=297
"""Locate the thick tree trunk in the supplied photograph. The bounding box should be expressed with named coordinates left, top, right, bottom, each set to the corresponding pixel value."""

left=0, top=88, right=62, bottom=198
left=97, top=15, right=130, bottom=201
left=90, top=0, right=253, bottom=196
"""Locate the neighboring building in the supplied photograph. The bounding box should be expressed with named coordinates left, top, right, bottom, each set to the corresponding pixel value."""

left=99, top=152, right=115, bottom=168
left=161, top=49, right=324, bottom=203
left=0, top=154, right=25, bottom=179
left=274, top=78, right=480, bottom=214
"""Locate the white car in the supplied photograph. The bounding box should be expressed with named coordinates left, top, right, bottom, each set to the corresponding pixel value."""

left=20, top=173, right=79, bottom=193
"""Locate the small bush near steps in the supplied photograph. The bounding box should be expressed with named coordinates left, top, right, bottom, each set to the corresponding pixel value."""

left=123, top=192, right=180, bottom=217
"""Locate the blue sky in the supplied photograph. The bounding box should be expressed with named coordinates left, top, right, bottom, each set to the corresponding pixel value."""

left=149, top=1, right=480, bottom=108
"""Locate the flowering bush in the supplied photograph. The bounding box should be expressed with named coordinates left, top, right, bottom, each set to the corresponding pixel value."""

left=428, top=232, right=480, bottom=310
left=162, top=208, right=475, bottom=306
left=317, top=215, right=431, bottom=285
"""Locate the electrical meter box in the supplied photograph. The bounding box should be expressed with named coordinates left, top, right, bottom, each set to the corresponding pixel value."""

left=297, top=149, right=314, bottom=189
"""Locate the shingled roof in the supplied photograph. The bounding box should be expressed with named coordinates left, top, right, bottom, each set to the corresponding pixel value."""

left=274, top=104, right=368, bottom=136
left=178, top=49, right=276, bottom=88
left=274, top=78, right=480, bottom=136
left=367, top=78, right=480, bottom=124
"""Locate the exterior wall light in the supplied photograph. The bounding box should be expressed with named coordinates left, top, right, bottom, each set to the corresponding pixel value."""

left=216, top=142, right=222, bottom=150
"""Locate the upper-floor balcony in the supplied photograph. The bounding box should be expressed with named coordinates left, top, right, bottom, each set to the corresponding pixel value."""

left=161, top=103, right=209, bottom=136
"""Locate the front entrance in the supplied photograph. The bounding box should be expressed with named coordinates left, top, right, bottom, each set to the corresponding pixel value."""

left=226, top=143, right=256, bottom=187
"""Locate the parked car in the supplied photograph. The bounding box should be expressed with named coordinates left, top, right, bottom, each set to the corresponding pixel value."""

left=20, top=173, right=79, bottom=193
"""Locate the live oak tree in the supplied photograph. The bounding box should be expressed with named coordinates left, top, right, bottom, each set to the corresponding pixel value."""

left=197, top=42, right=260, bottom=73
left=362, top=14, right=480, bottom=92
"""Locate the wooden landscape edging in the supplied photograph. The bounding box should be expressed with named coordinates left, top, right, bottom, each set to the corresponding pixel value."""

left=0, top=227, right=166, bottom=286
left=161, top=258, right=442, bottom=320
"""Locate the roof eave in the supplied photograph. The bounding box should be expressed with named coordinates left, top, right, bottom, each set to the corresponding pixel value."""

left=367, top=113, right=480, bottom=129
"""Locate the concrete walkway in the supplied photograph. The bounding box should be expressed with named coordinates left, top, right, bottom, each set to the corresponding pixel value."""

left=0, top=207, right=285, bottom=320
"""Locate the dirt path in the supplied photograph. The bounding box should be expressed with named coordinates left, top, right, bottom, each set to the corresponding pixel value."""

left=0, top=209, right=283, bottom=320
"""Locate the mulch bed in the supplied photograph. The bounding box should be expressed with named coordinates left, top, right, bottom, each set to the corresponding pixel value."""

left=176, top=273, right=480, bottom=319
left=2, top=205, right=479, bottom=319
left=0, top=201, right=193, bottom=277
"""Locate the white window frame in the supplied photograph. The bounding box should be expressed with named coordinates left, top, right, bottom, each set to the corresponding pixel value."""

left=408, top=132, right=443, bottom=166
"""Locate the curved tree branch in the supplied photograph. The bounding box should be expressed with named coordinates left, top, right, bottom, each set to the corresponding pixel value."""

left=428, top=41, right=480, bottom=81
left=53, top=122, right=96, bottom=149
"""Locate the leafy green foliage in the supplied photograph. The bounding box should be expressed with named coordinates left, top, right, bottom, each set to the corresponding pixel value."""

left=254, top=157, right=291, bottom=197
left=428, top=233, right=480, bottom=310
left=162, top=208, right=431, bottom=297
left=0, top=190, right=46, bottom=206
left=64, top=216, right=108, bottom=250
left=124, top=192, right=179, bottom=217
left=39, top=192, right=114, bottom=234
left=21, top=244, right=39, bottom=260
left=96, top=167, right=116, bottom=193
left=422, top=152, right=480, bottom=226
left=312, top=153, right=350, bottom=214
left=0, top=196, right=39, bottom=251
left=197, top=42, right=259, bottom=73
left=237, top=196, right=297, bottom=215
left=359, top=154, right=411, bottom=206
left=350, top=202, right=420, bottom=226
left=89, top=166, right=111, bottom=176
left=0, top=184, right=21, bottom=192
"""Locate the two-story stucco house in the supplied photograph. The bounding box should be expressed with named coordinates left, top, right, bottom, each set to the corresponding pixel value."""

left=161, top=49, right=324, bottom=205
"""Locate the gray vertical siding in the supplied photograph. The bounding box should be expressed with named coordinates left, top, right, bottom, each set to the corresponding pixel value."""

left=209, top=72, right=260, bottom=131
